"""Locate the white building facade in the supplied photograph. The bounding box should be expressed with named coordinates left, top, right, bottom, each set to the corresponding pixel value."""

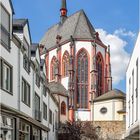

left=93, top=89, right=126, bottom=121
left=0, top=0, right=59, bottom=140
left=125, top=32, right=140, bottom=139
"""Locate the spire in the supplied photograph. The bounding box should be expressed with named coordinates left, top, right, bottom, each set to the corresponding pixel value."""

left=60, top=0, right=67, bottom=23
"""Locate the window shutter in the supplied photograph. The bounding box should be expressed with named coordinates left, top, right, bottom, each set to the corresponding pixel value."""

left=1, top=6, right=10, bottom=31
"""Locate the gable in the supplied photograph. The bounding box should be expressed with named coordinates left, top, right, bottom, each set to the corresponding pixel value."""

left=36, top=48, right=40, bottom=64
left=40, top=10, right=96, bottom=50
left=24, top=23, right=32, bottom=45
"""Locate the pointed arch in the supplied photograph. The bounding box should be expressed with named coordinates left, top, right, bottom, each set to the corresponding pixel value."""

left=96, top=52, right=104, bottom=96
left=76, top=48, right=89, bottom=109
left=50, top=56, right=57, bottom=80
left=61, top=101, right=66, bottom=115
left=62, top=51, right=70, bottom=77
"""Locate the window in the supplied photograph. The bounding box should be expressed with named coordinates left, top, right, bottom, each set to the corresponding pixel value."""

left=23, top=38, right=30, bottom=73
left=0, top=58, right=12, bottom=93
left=49, top=109, right=52, bottom=124
left=61, top=101, right=66, bottom=115
left=32, top=127, right=40, bottom=140
left=35, top=93, right=41, bottom=121
left=50, top=56, right=57, bottom=80
left=136, top=58, right=138, bottom=121
left=35, top=73, right=40, bottom=87
left=62, top=51, right=69, bottom=77
left=131, top=70, right=134, bottom=124
left=22, top=78, right=30, bottom=106
left=43, top=86, right=47, bottom=97
left=19, top=121, right=30, bottom=140
left=53, top=113, right=54, bottom=132
left=96, top=53, right=104, bottom=96
left=0, top=5, right=10, bottom=49
left=77, top=49, right=89, bottom=109
left=128, top=78, right=131, bottom=127
left=0, top=115, right=14, bottom=140
left=55, top=110, right=58, bottom=130
left=23, top=55, right=30, bottom=73
left=43, top=102, right=47, bottom=120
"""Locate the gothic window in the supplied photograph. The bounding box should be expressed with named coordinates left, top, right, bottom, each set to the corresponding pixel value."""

left=61, top=101, right=66, bottom=115
left=96, top=53, right=104, bottom=96
left=77, top=49, right=88, bottom=109
left=50, top=56, right=57, bottom=80
left=62, top=51, right=69, bottom=77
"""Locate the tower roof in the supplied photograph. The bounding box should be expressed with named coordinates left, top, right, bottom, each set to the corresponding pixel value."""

left=61, top=0, right=67, bottom=10
left=40, top=10, right=96, bottom=50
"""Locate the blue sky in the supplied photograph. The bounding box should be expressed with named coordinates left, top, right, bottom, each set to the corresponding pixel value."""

left=12, top=0, right=139, bottom=92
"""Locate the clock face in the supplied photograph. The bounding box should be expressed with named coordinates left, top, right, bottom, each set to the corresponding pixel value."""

left=100, top=107, right=107, bottom=114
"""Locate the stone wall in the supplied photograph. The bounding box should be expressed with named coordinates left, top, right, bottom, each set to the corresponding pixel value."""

left=92, top=121, right=126, bottom=140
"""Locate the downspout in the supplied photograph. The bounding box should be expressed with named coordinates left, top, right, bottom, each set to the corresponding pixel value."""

left=47, top=91, right=50, bottom=140
left=32, top=68, right=35, bottom=118
left=17, top=42, right=21, bottom=140
left=17, top=45, right=21, bottom=111
left=72, top=36, right=77, bottom=120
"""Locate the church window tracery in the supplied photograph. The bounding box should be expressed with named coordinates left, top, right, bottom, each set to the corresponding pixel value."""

left=50, top=56, right=57, bottom=80
left=61, top=101, right=66, bottom=115
left=96, top=53, right=104, bottom=96
left=77, top=49, right=89, bottom=109
left=62, top=51, right=69, bottom=77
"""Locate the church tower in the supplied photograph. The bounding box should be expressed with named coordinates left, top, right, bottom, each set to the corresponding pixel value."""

left=40, top=0, right=112, bottom=121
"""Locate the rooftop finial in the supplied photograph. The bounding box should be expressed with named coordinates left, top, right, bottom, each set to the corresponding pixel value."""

left=60, top=0, right=67, bottom=23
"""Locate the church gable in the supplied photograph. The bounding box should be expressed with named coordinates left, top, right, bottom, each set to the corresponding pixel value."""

left=40, top=10, right=96, bottom=51
left=73, top=10, right=95, bottom=39
left=31, top=43, right=41, bottom=67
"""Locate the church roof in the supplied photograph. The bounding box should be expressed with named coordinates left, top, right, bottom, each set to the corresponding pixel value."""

left=40, top=10, right=96, bottom=50
left=93, top=89, right=126, bottom=102
left=47, top=82, right=69, bottom=97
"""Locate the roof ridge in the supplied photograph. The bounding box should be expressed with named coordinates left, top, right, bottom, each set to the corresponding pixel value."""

left=46, top=10, right=83, bottom=32
left=82, top=11, right=95, bottom=38
left=73, top=10, right=83, bottom=37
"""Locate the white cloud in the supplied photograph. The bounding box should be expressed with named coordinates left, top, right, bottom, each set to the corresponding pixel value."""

left=114, top=28, right=136, bottom=38
left=96, top=28, right=130, bottom=85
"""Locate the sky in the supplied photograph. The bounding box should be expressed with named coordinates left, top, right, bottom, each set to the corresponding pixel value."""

left=12, top=0, right=139, bottom=92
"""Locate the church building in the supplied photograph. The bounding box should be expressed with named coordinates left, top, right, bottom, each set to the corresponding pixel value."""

left=40, top=0, right=112, bottom=121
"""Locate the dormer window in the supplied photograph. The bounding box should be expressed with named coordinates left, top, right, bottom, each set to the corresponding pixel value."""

left=0, top=5, right=10, bottom=50
left=36, top=73, right=40, bottom=87
left=23, top=38, right=30, bottom=73
left=23, top=54, right=30, bottom=73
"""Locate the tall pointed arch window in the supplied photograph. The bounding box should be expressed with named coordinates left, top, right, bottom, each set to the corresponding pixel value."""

left=96, top=53, right=104, bottom=96
left=50, top=56, right=57, bottom=80
left=62, top=51, right=69, bottom=77
left=77, top=49, right=89, bottom=109
left=61, top=101, right=66, bottom=115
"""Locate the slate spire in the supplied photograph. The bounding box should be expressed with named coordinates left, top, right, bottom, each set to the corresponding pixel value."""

left=60, top=0, right=67, bottom=23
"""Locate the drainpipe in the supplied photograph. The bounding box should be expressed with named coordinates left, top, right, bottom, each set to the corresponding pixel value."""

left=17, top=45, right=21, bottom=111
left=72, top=36, right=76, bottom=120
left=17, top=45, right=21, bottom=140
left=47, top=91, right=50, bottom=140
left=32, top=71, right=35, bottom=118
